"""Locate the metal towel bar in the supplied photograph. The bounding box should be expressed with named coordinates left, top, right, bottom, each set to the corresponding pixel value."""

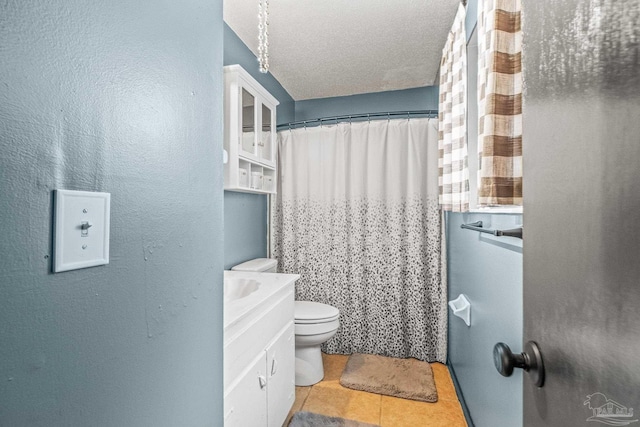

left=460, top=221, right=523, bottom=239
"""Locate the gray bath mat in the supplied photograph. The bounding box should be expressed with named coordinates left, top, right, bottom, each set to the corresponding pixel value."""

left=288, top=411, right=380, bottom=427
left=340, top=353, right=438, bottom=402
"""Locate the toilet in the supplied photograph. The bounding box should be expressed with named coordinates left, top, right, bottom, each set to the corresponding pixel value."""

left=230, top=258, right=340, bottom=386
left=294, top=300, right=340, bottom=386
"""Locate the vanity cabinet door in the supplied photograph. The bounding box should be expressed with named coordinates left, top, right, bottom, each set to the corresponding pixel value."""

left=224, top=350, right=268, bottom=427
left=266, top=322, right=295, bottom=427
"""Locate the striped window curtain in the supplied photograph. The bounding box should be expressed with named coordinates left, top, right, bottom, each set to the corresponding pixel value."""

left=438, top=3, right=469, bottom=212
left=477, top=0, right=523, bottom=206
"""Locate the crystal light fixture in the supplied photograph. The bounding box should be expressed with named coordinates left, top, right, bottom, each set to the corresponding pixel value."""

left=257, top=0, right=270, bottom=73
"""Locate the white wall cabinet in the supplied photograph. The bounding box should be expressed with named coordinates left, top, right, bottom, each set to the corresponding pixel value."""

left=224, top=64, right=279, bottom=194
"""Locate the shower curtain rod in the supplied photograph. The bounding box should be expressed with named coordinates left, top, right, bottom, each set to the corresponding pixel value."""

left=276, top=109, right=438, bottom=130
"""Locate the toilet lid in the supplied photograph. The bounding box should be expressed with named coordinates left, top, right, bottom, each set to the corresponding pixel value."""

left=295, top=301, right=340, bottom=323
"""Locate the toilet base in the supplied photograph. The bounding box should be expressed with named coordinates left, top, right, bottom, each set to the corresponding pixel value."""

left=295, top=344, right=324, bottom=386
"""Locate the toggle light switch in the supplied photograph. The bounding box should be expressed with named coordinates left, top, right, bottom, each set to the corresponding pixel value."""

left=53, top=190, right=110, bottom=272
left=80, top=221, right=92, bottom=237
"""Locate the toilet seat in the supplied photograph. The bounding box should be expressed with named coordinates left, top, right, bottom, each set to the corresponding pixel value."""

left=295, top=301, right=340, bottom=324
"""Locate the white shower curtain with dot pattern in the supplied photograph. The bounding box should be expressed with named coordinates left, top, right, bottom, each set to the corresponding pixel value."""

left=273, top=118, right=447, bottom=362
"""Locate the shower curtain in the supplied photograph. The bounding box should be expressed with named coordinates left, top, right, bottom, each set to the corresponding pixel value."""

left=273, top=118, right=447, bottom=362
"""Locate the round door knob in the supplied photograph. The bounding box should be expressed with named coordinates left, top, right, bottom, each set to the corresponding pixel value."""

left=493, top=342, right=522, bottom=377
left=493, top=341, right=545, bottom=387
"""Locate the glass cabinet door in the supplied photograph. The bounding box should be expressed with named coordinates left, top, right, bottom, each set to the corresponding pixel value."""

left=260, top=104, right=273, bottom=163
left=240, top=88, right=256, bottom=156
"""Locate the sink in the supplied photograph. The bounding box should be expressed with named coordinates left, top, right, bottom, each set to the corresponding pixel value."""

left=224, top=278, right=260, bottom=302
left=224, top=271, right=300, bottom=332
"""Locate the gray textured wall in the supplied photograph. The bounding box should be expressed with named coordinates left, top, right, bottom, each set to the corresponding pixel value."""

left=447, top=213, right=523, bottom=427
left=0, top=1, right=225, bottom=425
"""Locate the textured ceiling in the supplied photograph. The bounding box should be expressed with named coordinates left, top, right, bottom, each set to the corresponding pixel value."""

left=224, top=0, right=460, bottom=100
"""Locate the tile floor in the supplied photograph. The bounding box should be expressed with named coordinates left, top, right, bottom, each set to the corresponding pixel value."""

left=285, top=353, right=468, bottom=427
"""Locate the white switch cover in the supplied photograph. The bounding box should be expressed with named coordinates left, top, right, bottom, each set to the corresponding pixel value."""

left=53, top=190, right=110, bottom=273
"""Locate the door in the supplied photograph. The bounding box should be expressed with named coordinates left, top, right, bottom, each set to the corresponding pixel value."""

left=522, top=1, right=640, bottom=426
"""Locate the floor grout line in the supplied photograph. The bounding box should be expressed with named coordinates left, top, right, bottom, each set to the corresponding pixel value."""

left=301, top=387, right=310, bottom=410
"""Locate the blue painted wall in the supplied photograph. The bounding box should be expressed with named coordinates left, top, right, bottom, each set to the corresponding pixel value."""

left=223, top=193, right=268, bottom=270
left=446, top=1, right=524, bottom=426
left=447, top=213, right=523, bottom=427
left=223, top=25, right=293, bottom=269
left=0, top=1, right=225, bottom=425
left=294, top=86, right=438, bottom=122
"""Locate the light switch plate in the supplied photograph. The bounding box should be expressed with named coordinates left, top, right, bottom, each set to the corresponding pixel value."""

left=53, top=190, right=110, bottom=273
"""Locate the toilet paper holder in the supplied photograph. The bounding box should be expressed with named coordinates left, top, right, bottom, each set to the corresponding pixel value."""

left=448, top=294, right=471, bottom=326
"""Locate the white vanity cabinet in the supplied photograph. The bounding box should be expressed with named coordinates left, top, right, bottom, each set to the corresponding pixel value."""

left=224, top=323, right=294, bottom=427
left=224, top=64, right=279, bottom=194
left=224, top=272, right=297, bottom=427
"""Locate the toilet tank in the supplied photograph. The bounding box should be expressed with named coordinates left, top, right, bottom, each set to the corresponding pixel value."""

left=231, top=258, right=277, bottom=273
